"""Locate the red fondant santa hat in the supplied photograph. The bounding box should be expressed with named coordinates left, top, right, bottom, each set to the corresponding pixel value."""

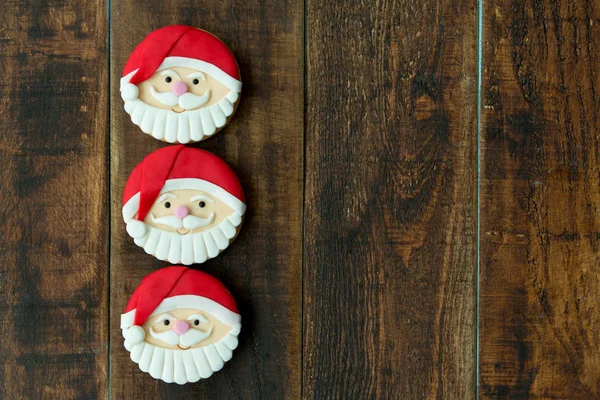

left=122, top=145, right=246, bottom=223
left=121, top=25, right=241, bottom=94
left=121, top=267, right=241, bottom=329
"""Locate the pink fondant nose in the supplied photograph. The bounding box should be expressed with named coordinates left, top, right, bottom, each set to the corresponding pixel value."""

left=171, top=81, right=188, bottom=96
left=174, top=205, right=189, bottom=219
left=173, top=320, right=190, bottom=335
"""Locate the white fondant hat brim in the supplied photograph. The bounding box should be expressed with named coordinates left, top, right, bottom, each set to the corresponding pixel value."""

left=121, top=295, right=242, bottom=329
left=122, top=178, right=246, bottom=222
left=120, top=56, right=242, bottom=93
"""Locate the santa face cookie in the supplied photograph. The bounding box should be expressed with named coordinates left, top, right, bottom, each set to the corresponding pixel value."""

left=121, top=267, right=241, bottom=384
left=122, top=145, right=246, bottom=265
left=120, top=25, right=241, bottom=143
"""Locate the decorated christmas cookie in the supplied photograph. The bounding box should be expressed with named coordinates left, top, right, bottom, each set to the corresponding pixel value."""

left=122, top=145, right=246, bottom=264
left=121, top=267, right=241, bottom=384
left=120, top=25, right=241, bottom=143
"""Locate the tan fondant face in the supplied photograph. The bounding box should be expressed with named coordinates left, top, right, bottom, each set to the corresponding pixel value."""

left=143, top=189, right=235, bottom=235
left=143, top=308, right=232, bottom=350
left=137, top=66, right=231, bottom=112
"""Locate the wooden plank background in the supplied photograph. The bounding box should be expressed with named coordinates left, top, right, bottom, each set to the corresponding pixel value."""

left=0, top=0, right=599, bottom=399
left=0, top=0, right=109, bottom=398
left=304, top=0, right=478, bottom=398
left=479, top=1, right=600, bottom=398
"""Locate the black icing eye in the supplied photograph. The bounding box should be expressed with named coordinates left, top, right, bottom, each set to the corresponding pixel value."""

left=164, top=202, right=171, bottom=209
left=192, top=78, right=200, bottom=85
left=198, top=201, right=206, bottom=208
left=165, top=76, right=172, bottom=83
left=193, top=319, right=200, bottom=326
left=163, top=320, right=170, bottom=326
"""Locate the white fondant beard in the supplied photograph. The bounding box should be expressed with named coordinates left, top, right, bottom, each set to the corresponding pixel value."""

left=125, top=333, right=239, bottom=384
left=127, top=213, right=243, bottom=265
left=124, top=90, right=239, bottom=143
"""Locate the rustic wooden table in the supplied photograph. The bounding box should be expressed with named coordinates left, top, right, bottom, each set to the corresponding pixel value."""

left=1, top=0, right=599, bottom=398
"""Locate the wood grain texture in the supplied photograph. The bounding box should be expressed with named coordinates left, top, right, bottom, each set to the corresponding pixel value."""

left=304, top=0, right=478, bottom=398
left=480, top=1, right=600, bottom=398
left=0, top=0, right=109, bottom=398
left=109, top=1, right=303, bottom=399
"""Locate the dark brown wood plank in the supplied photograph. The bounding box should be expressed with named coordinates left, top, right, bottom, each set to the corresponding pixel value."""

left=0, top=1, right=109, bottom=398
left=109, top=2, right=303, bottom=398
left=480, top=1, right=600, bottom=398
left=304, top=0, right=478, bottom=398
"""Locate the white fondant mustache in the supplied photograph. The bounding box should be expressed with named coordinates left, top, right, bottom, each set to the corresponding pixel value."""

left=151, top=213, right=215, bottom=230
left=149, top=326, right=214, bottom=347
left=150, top=86, right=211, bottom=109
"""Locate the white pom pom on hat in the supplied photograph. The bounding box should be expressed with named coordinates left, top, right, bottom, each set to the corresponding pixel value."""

left=121, top=83, right=139, bottom=101
left=123, top=325, right=145, bottom=351
left=126, top=219, right=147, bottom=238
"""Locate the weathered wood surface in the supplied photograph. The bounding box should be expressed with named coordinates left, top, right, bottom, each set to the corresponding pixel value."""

left=304, top=0, right=478, bottom=398
left=2, top=0, right=600, bottom=398
left=479, top=0, right=600, bottom=398
left=0, top=0, right=109, bottom=398
left=109, top=1, right=304, bottom=399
